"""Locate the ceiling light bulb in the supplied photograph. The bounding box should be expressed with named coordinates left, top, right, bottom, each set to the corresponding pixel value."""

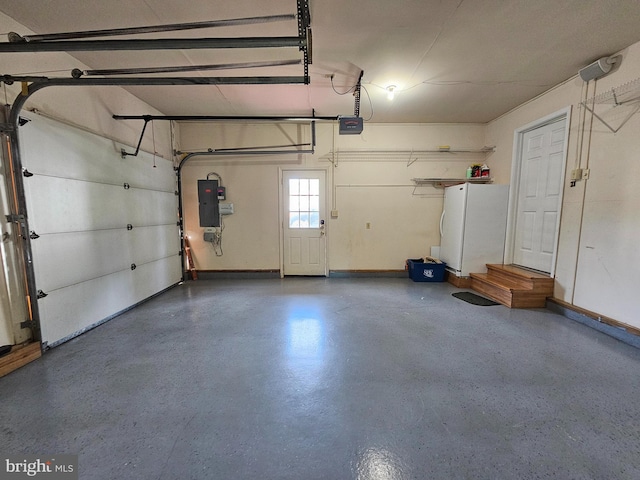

left=386, top=85, right=396, bottom=100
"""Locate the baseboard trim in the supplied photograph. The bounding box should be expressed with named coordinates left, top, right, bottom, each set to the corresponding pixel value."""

left=329, top=270, right=406, bottom=278
left=193, top=270, right=408, bottom=279
left=194, top=270, right=281, bottom=280
left=547, top=298, right=640, bottom=349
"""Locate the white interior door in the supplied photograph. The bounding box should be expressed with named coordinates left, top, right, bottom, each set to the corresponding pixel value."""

left=282, top=170, right=326, bottom=276
left=513, top=118, right=566, bottom=273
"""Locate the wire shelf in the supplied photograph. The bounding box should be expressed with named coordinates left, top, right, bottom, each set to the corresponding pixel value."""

left=581, top=77, right=640, bottom=133
left=587, top=77, right=640, bottom=106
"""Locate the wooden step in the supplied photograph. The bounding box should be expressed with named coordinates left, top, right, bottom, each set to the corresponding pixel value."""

left=470, top=272, right=517, bottom=307
left=470, top=272, right=550, bottom=308
left=486, top=264, right=554, bottom=295
left=0, top=342, right=42, bottom=378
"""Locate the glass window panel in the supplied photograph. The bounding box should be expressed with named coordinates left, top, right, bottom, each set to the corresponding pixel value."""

left=287, top=177, right=322, bottom=229
left=309, top=196, right=319, bottom=212
left=299, top=179, right=309, bottom=195
left=310, top=179, right=320, bottom=195
left=289, top=179, right=299, bottom=195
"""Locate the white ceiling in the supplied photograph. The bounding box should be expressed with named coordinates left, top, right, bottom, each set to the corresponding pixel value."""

left=2, top=0, right=640, bottom=123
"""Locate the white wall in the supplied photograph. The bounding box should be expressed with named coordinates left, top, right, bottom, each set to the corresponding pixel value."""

left=180, top=122, right=488, bottom=272
left=486, top=40, right=640, bottom=329
left=0, top=12, right=176, bottom=346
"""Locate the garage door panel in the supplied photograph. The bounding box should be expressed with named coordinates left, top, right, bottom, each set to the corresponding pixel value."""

left=31, top=225, right=179, bottom=292
left=19, top=114, right=175, bottom=193
left=24, top=177, right=177, bottom=234
left=25, top=176, right=131, bottom=233
left=126, top=189, right=178, bottom=226
left=19, top=113, right=180, bottom=346
left=38, top=256, right=181, bottom=347
left=117, top=151, right=176, bottom=192
left=20, top=116, right=121, bottom=182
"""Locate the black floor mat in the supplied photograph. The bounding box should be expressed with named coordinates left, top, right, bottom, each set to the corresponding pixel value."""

left=452, top=291, right=500, bottom=306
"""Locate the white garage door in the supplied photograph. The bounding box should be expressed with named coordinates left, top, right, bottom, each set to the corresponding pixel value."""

left=18, top=113, right=181, bottom=347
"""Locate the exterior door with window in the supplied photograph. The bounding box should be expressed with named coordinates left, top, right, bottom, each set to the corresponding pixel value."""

left=282, top=170, right=327, bottom=276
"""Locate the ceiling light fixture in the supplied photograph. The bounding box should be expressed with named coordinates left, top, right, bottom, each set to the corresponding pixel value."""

left=386, top=85, right=397, bottom=100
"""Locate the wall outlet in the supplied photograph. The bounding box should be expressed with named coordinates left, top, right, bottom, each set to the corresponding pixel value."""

left=571, top=168, right=583, bottom=180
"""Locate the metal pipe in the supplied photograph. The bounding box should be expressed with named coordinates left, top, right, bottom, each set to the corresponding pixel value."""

left=79, top=59, right=301, bottom=77
left=2, top=75, right=308, bottom=88
left=0, top=36, right=305, bottom=52
left=121, top=119, right=150, bottom=158
left=9, top=14, right=296, bottom=43
left=203, top=143, right=311, bottom=153
left=113, top=114, right=338, bottom=122
left=183, top=149, right=314, bottom=156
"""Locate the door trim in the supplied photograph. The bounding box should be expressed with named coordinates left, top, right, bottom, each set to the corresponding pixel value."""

left=504, top=106, right=571, bottom=277
left=278, top=167, right=330, bottom=278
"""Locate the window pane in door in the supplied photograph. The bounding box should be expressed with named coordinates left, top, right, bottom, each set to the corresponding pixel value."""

left=299, top=179, right=309, bottom=195
left=289, top=179, right=299, bottom=195
left=309, top=196, right=319, bottom=212
left=299, top=196, right=309, bottom=212
left=309, top=179, right=319, bottom=195
left=289, top=196, right=299, bottom=212
left=288, top=177, right=321, bottom=229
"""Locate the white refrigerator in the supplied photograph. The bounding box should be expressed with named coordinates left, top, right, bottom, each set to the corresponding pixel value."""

left=439, top=183, right=509, bottom=277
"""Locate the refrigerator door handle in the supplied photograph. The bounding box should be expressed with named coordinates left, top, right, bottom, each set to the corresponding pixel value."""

left=439, top=210, right=445, bottom=237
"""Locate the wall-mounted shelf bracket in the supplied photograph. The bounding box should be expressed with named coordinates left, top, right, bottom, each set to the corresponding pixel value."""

left=580, top=77, right=640, bottom=133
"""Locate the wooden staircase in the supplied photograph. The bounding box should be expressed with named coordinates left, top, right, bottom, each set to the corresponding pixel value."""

left=469, top=264, right=554, bottom=308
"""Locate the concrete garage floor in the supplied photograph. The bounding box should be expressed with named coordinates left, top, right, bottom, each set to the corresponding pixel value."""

left=1, top=278, right=640, bottom=480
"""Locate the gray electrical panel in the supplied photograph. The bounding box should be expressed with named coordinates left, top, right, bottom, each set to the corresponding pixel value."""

left=198, top=179, right=220, bottom=227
